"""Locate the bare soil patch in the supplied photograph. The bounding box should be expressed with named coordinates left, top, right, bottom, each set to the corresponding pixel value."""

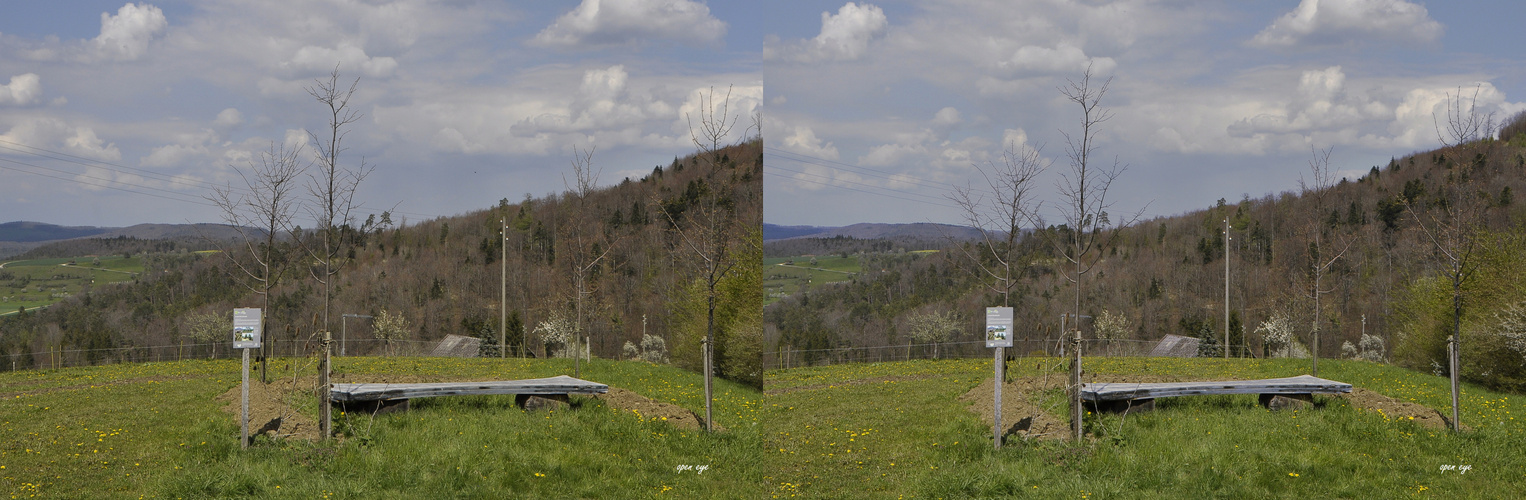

left=960, top=376, right=1070, bottom=441
left=215, top=377, right=322, bottom=442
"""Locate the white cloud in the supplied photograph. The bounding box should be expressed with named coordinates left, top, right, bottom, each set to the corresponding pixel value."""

left=767, top=2, right=887, bottom=63
left=999, top=43, right=1116, bottom=76
left=213, top=108, right=243, bottom=128
left=931, top=107, right=961, bottom=127
left=532, top=0, right=727, bottom=49
left=780, top=125, right=839, bottom=160
left=93, top=2, right=168, bottom=61
left=285, top=42, right=398, bottom=78
left=1250, top=0, right=1442, bottom=48
left=0, top=117, right=121, bottom=161
left=0, top=73, right=42, bottom=106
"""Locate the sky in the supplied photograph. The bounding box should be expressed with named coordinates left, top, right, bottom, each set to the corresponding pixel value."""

left=763, top=0, right=1526, bottom=227
left=0, top=1, right=761, bottom=227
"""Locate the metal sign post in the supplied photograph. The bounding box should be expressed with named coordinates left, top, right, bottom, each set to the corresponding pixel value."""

left=986, top=307, right=1014, bottom=449
left=233, top=308, right=263, bottom=449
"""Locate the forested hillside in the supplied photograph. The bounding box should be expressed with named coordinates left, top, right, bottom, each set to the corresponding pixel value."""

left=0, top=138, right=762, bottom=387
left=767, top=120, right=1526, bottom=392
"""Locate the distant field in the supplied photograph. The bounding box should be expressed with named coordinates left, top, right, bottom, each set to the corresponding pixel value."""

left=0, top=357, right=764, bottom=498
left=763, top=255, right=860, bottom=305
left=764, top=357, right=1526, bottom=498
left=0, top=255, right=142, bottom=315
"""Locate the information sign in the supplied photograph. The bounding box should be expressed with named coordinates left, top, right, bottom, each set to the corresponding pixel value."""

left=233, top=308, right=262, bottom=349
left=985, top=307, right=1013, bottom=348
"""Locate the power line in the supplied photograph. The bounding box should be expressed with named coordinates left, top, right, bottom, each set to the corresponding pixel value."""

left=0, top=160, right=216, bottom=207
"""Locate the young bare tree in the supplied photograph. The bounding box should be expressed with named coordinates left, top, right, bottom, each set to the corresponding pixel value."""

left=1299, top=146, right=1352, bottom=377
left=1407, top=84, right=1499, bottom=431
left=304, top=66, right=372, bottom=341
left=1042, top=64, right=1144, bottom=441
left=660, top=85, right=748, bottom=431
left=559, top=145, right=615, bottom=378
left=948, top=142, right=1048, bottom=308
left=206, top=141, right=306, bottom=381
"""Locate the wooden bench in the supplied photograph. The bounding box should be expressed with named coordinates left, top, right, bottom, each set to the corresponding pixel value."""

left=1081, top=375, right=1352, bottom=413
left=330, top=375, right=609, bottom=414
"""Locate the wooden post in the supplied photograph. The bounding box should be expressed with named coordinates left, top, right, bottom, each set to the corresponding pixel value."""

left=994, top=346, right=1004, bottom=449
left=1449, top=339, right=1460, bottom=431
left=321, top=331, right=332, bottom=439
left=703, top=337, right=713, bottom=431
left=1071, top=329, right=1083, bottom=441
left=241, top=348, right=250, bottom=449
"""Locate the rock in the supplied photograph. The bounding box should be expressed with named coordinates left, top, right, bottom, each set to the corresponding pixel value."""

left=517, top=394, right=571, bottom=411
left=1260, top=393, right=1312, bottom=411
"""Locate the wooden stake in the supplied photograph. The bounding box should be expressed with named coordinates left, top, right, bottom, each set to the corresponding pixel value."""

left=994, top=346, right=1004, bottom=449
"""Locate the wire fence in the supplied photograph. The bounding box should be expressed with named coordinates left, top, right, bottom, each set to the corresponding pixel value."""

left=765, top=338, right=1259, bottom=370
left=0, top=337, right=533, bottom=373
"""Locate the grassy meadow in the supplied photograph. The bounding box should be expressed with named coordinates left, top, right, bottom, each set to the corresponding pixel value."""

left=764, top=357, right=1525, bottom=498
left=0, top=256, right=142, bottom=316
left=763, top=256, right=859, bottom=305
left=1, top=356, right=763, bottom=498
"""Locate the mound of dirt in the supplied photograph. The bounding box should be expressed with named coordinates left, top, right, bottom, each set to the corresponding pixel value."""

left=215, top=377, right=322, bottom=442
left=960, top=376, right=1070, bottom=441
left=594, top=387, right=721, bottom=431
left=1337, top=387, right=1454, bottom=430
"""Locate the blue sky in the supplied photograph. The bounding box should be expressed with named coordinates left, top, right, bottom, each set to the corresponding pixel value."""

left=763, top=0, right=1526, bottom=227
left=0, top=1, right=760, bottom=227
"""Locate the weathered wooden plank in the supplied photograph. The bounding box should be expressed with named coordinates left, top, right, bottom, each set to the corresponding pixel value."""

left=330, top=375, right=609, bottom=402
left=1081, top=375, right=1352, bottom=402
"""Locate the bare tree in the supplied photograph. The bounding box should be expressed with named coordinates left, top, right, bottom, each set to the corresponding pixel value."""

left=1041, top=64, right=1144, bottom=441
left=660, top=85, right=747, bottom=431
left=559, top=145, right=615, bottom=378
left=1407, top=84, right=1500, bottom=431
left=1298, top=146, right=1352, bottom=377
left=206, top=141, right=306, bottom=381
left=948, top=142, right=1048, bottom=308
left=303, top=66, right=372, bottom=340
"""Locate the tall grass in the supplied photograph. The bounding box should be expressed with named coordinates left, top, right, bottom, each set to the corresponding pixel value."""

left=1, top=357, right=763, bottom=498
left=765, top=357, right=1525, bottom=498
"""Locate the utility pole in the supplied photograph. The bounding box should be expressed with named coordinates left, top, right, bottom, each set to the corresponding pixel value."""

left=501, top=217, right=508, bottom=358
left=1224, top=217, right=1231, bottom=359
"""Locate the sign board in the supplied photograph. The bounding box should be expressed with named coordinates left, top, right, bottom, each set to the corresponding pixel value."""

left=985, top=307, right=1013, bottom=348
left=232, top=308, right=262, bottom=349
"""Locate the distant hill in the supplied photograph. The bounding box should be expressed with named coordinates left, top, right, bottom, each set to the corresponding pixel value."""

left=0, top=221, right=253, bottom=259
left=763, top=223, right=835, bottom=241
left=0, top=221, right=108, bottom=242
left=763, top=222, right=984, bottom=242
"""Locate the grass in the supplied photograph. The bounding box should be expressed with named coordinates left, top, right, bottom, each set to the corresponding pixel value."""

left=763, top=256, right=859, bottom=305
left=0, top=256, right=142, bottom=315
left=1, top=356, right=763, bottom=498
left=764, top=357, right=1526, bottom=498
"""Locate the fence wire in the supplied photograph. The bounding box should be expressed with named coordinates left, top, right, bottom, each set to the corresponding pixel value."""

left=0, top=337, right=523, bottom=373
left=765, top=338, right=1259, bottom=370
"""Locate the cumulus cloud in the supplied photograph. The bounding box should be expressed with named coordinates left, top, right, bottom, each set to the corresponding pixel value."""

left=0, top=117, right=121, bottom=161
left=1250, top=0, right=1442, bottom=48
left=0, top=73, right=42, bottom=106
left=532, top=0, right=727, bottom=49
left=780, top=125, right=839, bottom=160
left=285, top=42, right=398, bottom=78
left=999, top=43, right=1116, bottom=76
left=767, top=2, right=887, bottom=63
left=213, top=108, right=243, bottom=128
left=93, top=2, right=169, bottom=61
